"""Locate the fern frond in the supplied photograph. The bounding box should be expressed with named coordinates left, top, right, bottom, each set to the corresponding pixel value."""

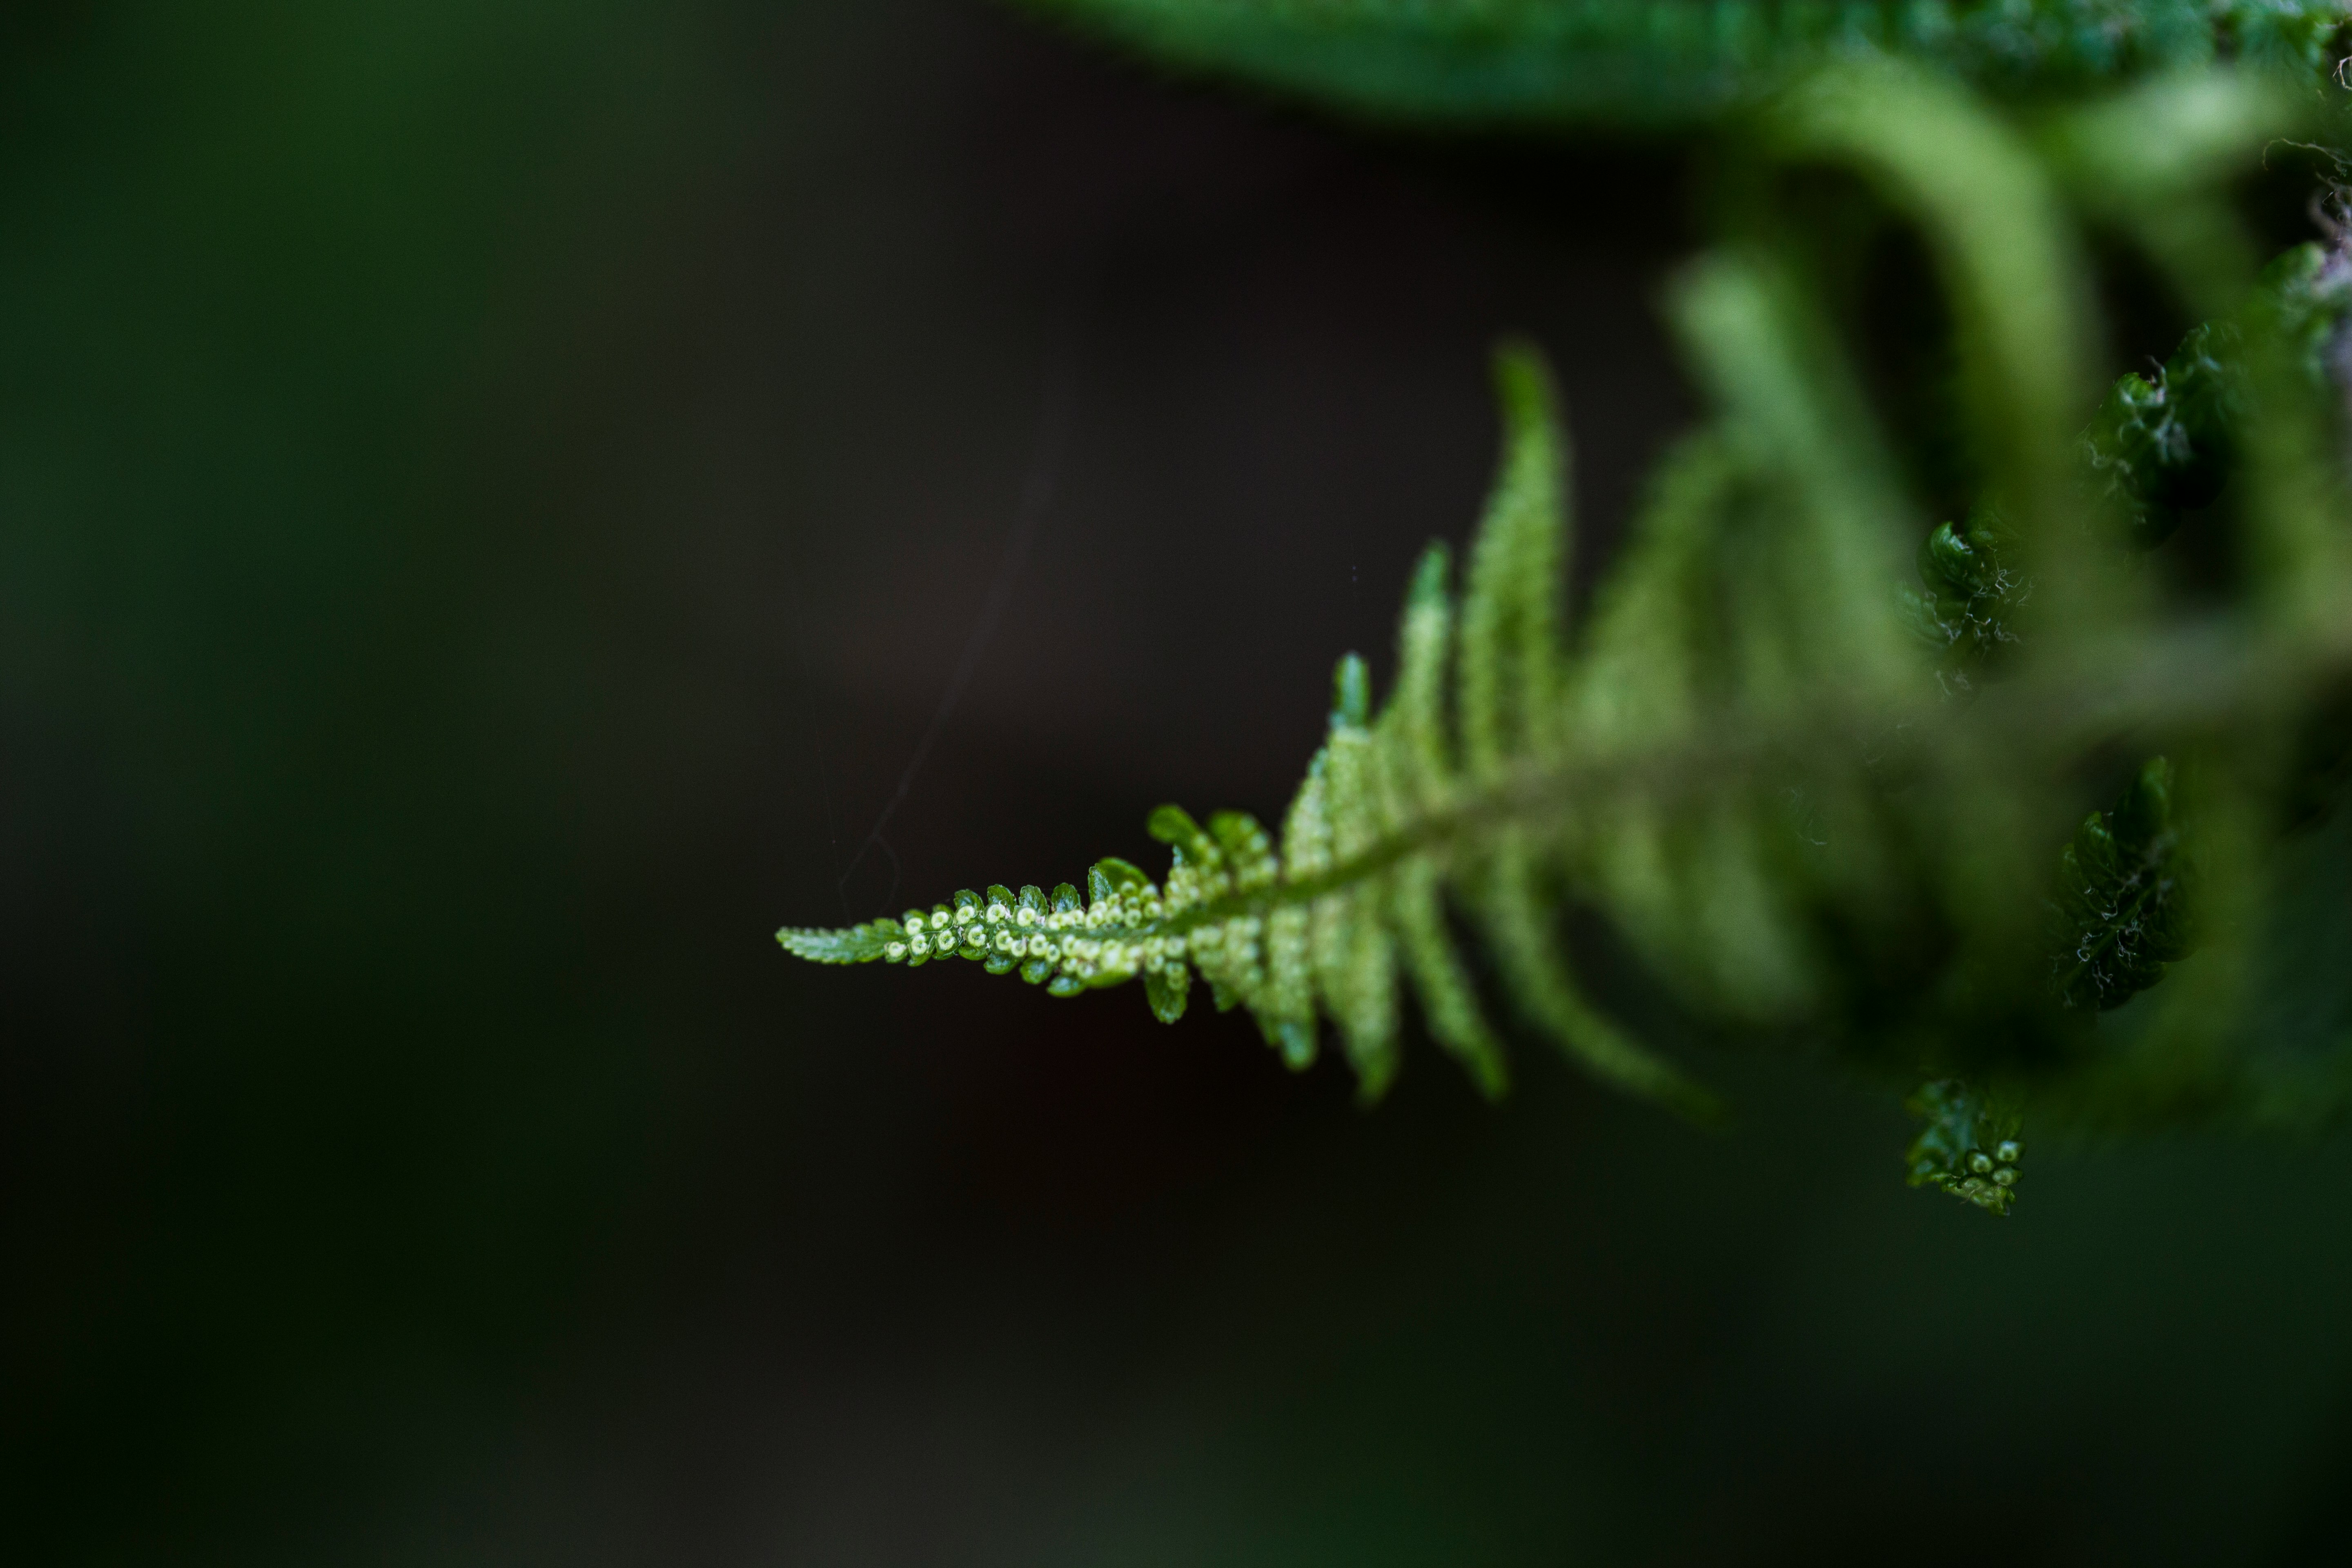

left=782, top=56, right=2352, bottom=1209
left=779, top=341, right=1716, bottom=1113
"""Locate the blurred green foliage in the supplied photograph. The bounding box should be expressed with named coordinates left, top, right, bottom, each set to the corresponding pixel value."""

left=1025, top=0, right=2348, bottom=127
left=0, top=0, right=710, bottom=1554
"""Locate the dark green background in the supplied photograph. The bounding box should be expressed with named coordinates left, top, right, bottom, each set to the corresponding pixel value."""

left=3, top=2, right=2348, bottom=1561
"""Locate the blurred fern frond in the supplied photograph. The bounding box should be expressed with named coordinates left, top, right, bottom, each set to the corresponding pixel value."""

left=782, top=58, right=2352, bottom=1209
left=1021, top=0, right=2350, bottom=129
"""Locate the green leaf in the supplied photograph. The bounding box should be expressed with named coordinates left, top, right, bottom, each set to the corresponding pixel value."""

left=1020, top=0, right=2344, bottom=131
left=1460, top=340, right=1567, bottom=778
left=1901, top=503, right=2027, bottom=679
left=1905, top=1079, right=2024, bottom=1215
left=775, top=918, right=903, bottom=964
left=2052, top=757, right=2197, bottom=1013
left=1145, top=964, right=1191, bottom=1023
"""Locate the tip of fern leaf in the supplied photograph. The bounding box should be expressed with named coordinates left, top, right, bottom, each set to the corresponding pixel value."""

left=1662, top=1078, right=1729, bottom=1131
left=1571, top=1027, right=1724, bottom=1127
left=1145, top=802, right=1218, bottom=864
left=1579, top=1058, right=1724, bottom=1129
left=1330, top=653, right=1371, bottom=730
left=1274, top=1019, right=1318, bottom=1071
left=1590, top=1028, right=1722, bottom=1126
left=1462, top=1055, right=1510, bottom=1104
left=1089, top=856, right=1156, bottom=912
left=1144, top=966, right=1189, bottom=1024
left=776, top=923, right=897, bottom=964
left=1407, top=541, right=1450, bottom=606
left=1488, top=337, right=1557, bottom=428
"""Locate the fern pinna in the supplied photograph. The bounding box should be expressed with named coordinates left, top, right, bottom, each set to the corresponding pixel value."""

left=784, top=58, right=2352, bottom=1212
